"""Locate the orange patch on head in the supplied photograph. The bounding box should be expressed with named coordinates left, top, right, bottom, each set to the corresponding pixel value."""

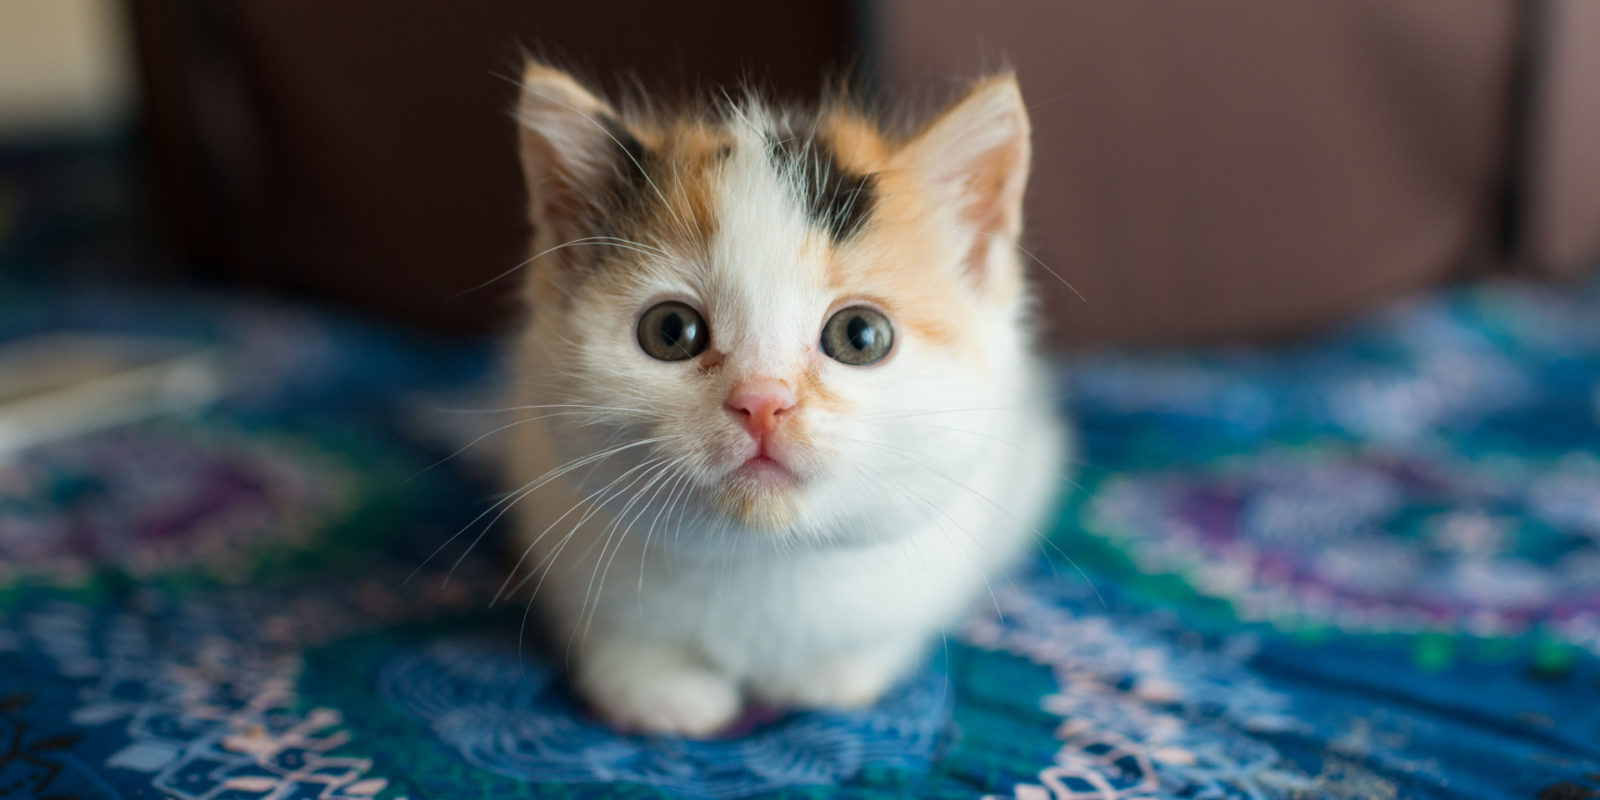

left=629, top=117, right=733, bottom=253
left=821, top=161, right=976, bottom=357
left=892, top=302, right=962, bottom=350
left=818, top=109, right=895, bottom=174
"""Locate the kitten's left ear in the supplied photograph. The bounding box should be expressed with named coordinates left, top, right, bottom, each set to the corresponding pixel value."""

left=516, top=62, right=640, bottom=241
left=899, top=75, right=1031, bottom=287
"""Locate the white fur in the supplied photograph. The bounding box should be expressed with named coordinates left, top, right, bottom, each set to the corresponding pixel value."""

left=507, top=78, right=1068, bottom=736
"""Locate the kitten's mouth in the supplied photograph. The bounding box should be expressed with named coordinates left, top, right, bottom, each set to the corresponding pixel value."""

left=715, top=450, right=805, bottom=528
left=733, top=453, right=798, bottom=485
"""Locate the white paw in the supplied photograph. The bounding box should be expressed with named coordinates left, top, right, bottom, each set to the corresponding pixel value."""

left=576, top=639, right=741, bottom=738
left=752, top=648, right=908, bottom=711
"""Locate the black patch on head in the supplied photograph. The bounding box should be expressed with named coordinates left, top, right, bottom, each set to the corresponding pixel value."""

left=767, top=126, right=876, bottom=241
left=559, top=111, right=654, bottom=274
left=597, top=112, right=652, bottom=195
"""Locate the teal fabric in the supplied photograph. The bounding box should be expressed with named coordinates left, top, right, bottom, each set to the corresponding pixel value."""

left=2, top=281, right=1599, bottom=799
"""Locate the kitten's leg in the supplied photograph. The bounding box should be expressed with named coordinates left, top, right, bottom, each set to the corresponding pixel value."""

left=576, top=635, right=741, bottom=737
left=751, top=635, right=926, bottom=710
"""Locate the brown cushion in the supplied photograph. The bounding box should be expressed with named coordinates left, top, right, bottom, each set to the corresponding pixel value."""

left=1524, top=0, right=1600, bottom=278
left=878, top=0, right=1519, bottom=345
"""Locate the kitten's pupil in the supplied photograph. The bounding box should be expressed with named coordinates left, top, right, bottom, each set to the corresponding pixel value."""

left=846, top=315, right=874, bottom=352
left=661, top=312, right=685, bottom=347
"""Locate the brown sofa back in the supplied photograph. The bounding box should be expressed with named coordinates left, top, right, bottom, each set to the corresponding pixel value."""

left=132, top=0, right=853, bottom=333
left=881, top=0, right=1513, bottom=344
left=135, top=1, right=1600, bottom=345
left=1525, top=0, right=1600, bottom=278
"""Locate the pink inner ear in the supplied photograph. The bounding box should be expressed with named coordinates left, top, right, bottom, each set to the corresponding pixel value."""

left=959, top=139, right=1028, bottom=281
left=521, top=131, right=589, bottom=239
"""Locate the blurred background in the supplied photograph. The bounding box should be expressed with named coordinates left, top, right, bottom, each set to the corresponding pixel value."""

left=5, top=9, right=1600, bottom=797
left=1, top=0, right=1599, bottom=345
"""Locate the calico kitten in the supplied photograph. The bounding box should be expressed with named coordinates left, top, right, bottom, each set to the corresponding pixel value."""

left=506, top=61, right=1068, bottom=737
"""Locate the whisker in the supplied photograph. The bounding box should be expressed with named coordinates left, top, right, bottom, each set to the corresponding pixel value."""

left=449, top=448, right=664, bottom=591
left=405, top=406, right=665, bottom=482
left=576, top=457, right=684, bottom=643
left=404, top=434, right=678, bottom=587
left=514, top=454, right=673, bottom=667
left=981, top=231, right=1086, bottom=303
left=508, top=452, right=674, bottom=670
left=434, top=403, right=669, bottom=417
left=450, top=236, right=666, bottom=299
left=494, top=453, right=673, bottom=605
left=637, top=466, right=694, bottom=618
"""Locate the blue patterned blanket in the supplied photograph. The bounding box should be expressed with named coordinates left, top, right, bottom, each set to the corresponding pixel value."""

left=1, top=280, right=1598, bottom=800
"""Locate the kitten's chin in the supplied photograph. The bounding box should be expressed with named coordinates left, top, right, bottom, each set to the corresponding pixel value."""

left=709, top=477, right=806, bottom=530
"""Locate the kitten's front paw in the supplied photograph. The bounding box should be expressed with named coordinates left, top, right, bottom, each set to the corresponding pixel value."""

left=751, top=645, right=913, bottom=711
left=577, top=638, right=741, bottom=738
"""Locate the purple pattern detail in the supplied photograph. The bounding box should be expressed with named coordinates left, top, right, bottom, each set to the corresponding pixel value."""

left=0, top=425, right=352, bottom=584
left=1088, top=448, right=1600, bottom=646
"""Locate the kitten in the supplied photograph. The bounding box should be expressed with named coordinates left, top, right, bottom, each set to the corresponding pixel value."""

left=506, top=61, right=1068, bottom=737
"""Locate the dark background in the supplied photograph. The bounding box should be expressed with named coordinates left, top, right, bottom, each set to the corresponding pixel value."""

left=128, top=0, right=861, bottom=334
left=4, top=1, right=1599, bottom=346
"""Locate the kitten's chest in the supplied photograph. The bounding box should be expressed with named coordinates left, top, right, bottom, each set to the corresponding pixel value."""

left=643, top=531, right=995, bottom=663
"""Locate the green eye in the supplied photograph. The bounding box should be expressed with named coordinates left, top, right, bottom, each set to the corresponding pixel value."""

left=637, top=302, right=709, bottom=361
left=821, top=306, right=893, bottom=366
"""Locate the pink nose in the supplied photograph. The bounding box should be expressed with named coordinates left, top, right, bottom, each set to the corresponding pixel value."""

left=725, top=378, right=797, bottom=439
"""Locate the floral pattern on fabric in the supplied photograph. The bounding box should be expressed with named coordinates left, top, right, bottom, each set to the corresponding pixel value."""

left=0, top=426, right=353, bottom=586
left=1, top=282, right=1598, bottom=799
left=1086, top=448, right=1600, bottom=646
left=377, top=636, right=952, bottom=800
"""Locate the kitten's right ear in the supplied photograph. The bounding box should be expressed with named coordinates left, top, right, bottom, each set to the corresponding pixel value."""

left=516, top=62, right=631, bottom=237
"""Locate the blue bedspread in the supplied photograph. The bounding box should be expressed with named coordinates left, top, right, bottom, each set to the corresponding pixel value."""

left=1, top=280, right=1598, bottom=800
